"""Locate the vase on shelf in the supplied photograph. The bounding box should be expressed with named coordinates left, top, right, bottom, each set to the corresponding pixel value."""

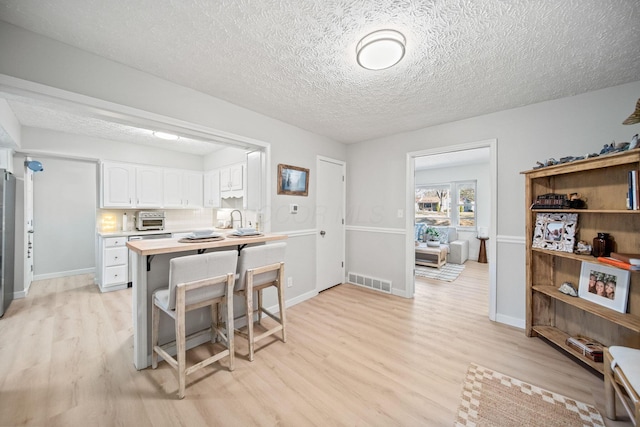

left=592, top=232, right=612, bottom=257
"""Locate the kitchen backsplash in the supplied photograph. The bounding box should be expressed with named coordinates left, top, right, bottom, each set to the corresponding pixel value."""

left=97, top=208, right=216, bottom=232
left=97, top=208, right=258, bottom=232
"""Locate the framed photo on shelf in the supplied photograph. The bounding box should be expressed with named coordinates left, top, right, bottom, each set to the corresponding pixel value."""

left=277, top=164, right=309, bottom=196
left=531, top=213, right=578, bottom=253
left=578, top=261, right=630, bottom=313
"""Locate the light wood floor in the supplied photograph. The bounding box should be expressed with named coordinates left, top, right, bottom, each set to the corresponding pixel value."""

left=0, top=262, right=632, bottom=426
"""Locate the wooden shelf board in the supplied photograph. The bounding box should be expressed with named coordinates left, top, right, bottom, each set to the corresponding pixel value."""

left=531, top=209, right=640, bottom=214
left=531, top=247, right=640, bottom=270
left=532, top=285, right=640, bottom=332
left=521, top=149, right=640, bottom=177
left=532, top=325, right=604, bottom=374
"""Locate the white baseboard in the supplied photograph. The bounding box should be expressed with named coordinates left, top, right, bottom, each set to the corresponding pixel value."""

left=33, top=267, right=95, bottom=281
left=495, top=313, right=525, bottom=330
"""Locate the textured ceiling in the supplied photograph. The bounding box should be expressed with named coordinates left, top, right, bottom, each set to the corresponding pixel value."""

left=0, top=0, right=639, bottom=146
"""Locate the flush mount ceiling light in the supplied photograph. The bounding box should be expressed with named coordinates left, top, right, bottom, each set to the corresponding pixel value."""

left=153, top=131, right=180, bottom=141
left=356, top=29, right=406, bottom=70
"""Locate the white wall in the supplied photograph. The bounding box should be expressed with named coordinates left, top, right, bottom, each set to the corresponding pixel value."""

left=31, top=157, right=96, bottom=279
left=347, top=80, right=640, bottom=328
left=415, top=161, right=491, bottom=260
left=0, top=22, right=347, bottom=306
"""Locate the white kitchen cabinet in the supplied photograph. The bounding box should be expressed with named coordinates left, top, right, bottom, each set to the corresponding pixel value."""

left=163, top=168, right=203, bottom=208
left=183, top=171, right=203, bottom=208
left=101, top=161, right=163, bottom=208
left=203, top=169, right=221, bottom=208
left=135, top=166, right=163, bottom=207
left=97, top=235, right=129, bottom=293
left=220, top=163, right=244, bottom=198
left=101, top=162, right=136, bottom=208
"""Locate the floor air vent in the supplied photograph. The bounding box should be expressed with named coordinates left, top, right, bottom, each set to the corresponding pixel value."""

left=347, top=272, right=392, bottom=294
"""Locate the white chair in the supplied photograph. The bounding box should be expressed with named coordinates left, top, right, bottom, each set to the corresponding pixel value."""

left=151, top=250, right=237, bottom=399
left=605, top=346, right=640, bottom=425
left=234, top=242, right=286, bottom=362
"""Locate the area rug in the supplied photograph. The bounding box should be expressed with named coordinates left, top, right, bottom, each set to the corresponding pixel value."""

left=454, top=363, right=604, bottom=426
left=415, top=263, right=465, bottom=282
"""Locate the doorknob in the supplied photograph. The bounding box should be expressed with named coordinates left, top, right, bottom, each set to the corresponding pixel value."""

left=320, top=230, right=326, bottom=237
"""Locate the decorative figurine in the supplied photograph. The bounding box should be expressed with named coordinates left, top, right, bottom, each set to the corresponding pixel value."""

left=558, top=282, right=578, bottom=297
left=574, top=240, right=592, bottom=255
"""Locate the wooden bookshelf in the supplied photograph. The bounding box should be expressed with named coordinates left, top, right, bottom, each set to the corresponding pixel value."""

left=522, top=150, right=640, bottom=372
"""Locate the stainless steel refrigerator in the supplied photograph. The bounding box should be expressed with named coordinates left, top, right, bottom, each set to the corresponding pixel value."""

left=0, top=170, right=15, bottom=317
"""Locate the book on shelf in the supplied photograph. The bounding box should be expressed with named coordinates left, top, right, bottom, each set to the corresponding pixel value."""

left=629, top=170, right=639, bottom=210
left=610, top=252, right=640, bottom=266
left=597, top=256, right=640, bottom=271
left=565, top=336, right=603, bottom=362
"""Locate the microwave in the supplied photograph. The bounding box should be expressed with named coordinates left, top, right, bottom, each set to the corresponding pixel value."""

left=135, top=211, right=165, bottom=231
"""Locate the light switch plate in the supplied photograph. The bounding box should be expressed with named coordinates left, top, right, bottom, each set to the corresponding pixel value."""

left=290, top=204, right=298, bottom=214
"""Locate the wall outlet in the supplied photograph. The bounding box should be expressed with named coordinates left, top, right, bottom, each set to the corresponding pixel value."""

left=397, top=209, right=404, bottom=218
left=287, top=277, right=293, bottom=288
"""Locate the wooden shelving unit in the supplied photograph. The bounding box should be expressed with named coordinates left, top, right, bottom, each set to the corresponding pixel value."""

left=522, top=150, right=640, bottom=374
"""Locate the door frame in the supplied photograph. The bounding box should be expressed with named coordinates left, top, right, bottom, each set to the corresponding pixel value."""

left=315, top=155, right=346, bottom=292
left=405, top=139, right=498, bottom=321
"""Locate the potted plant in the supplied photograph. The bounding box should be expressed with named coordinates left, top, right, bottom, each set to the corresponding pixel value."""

left=425, top=226, right=441, bottom=247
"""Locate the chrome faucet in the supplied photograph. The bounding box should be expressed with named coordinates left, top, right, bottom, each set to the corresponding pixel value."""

left=230, top=209, right=243, bottom=229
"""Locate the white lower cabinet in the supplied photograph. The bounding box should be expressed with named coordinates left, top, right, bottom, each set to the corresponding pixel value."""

left=97, top=235, right=129, bottom=292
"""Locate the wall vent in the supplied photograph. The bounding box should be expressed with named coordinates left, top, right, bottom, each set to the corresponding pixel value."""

left=347, top=272, right=392, bottom=294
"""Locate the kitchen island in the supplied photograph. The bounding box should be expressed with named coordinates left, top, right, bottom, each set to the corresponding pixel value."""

left=127, top=233, right=287, bottom=369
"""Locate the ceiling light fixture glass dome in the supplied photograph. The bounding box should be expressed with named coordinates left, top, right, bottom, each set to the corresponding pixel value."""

left=356, top=29, right=406, bottom=70
left=153, top=131, right=180, bottom=141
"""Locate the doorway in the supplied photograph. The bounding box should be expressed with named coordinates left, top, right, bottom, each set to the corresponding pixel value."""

left=405, top=139, right=497, bottom=320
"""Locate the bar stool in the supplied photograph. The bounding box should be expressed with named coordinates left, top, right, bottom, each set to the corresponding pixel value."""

left=605, top=346, right=640, bottom=425
left=151, top=250, right=237, bottom=399
left=234, top=242, right=286, bottom=361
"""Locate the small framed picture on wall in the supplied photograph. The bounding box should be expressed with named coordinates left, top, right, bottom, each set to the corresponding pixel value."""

left=277, top=164, right=309, bottom=196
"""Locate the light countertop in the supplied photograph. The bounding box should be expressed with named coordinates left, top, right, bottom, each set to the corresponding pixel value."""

left=98, top=227, right=229, bottom=238
left=126, top=233, right=287, bottom=256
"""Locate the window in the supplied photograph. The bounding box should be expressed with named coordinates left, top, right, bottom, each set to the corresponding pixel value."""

left=455, top=181, right=476, bottom=228
left=415, top=180, right=476, bottom=228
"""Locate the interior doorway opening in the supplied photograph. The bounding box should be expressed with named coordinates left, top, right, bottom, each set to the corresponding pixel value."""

left=405, top=139, right=497, bottom=320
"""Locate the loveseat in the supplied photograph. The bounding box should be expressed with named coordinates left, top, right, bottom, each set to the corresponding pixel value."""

left=414, top=224, right=469, bottom=265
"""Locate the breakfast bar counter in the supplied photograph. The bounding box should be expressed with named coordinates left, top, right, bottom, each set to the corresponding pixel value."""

left=127, top=233, right=287, bottom=369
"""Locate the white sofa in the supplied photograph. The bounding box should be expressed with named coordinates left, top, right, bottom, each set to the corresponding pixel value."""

left=415, top=224, right=469, bottom=265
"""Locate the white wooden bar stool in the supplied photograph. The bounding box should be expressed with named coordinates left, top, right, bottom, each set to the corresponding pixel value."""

left=234, top=242, right=286, bottom=361
left=605, top=346, right=640, bottom=425
left=151, top=250, right=237, bottom=399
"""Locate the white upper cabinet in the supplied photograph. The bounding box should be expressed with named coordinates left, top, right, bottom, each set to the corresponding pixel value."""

left=101, top=162, right=136, bottom=208
left=203, top=169, right=221, bottom=208
left=220, top=163, right=244, bottom=198
left=183, top=171, right=203, bottom=208
left=135, top=166, right=163, bottom=207
left=163, top=168, right=184, bottom=208
left=101, top=161, right=202, bottom=209
left=163, top=168, right=203, bottom=208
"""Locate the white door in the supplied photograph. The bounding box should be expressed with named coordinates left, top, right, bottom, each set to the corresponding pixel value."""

left=316, top=157, right=345, bottom=292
